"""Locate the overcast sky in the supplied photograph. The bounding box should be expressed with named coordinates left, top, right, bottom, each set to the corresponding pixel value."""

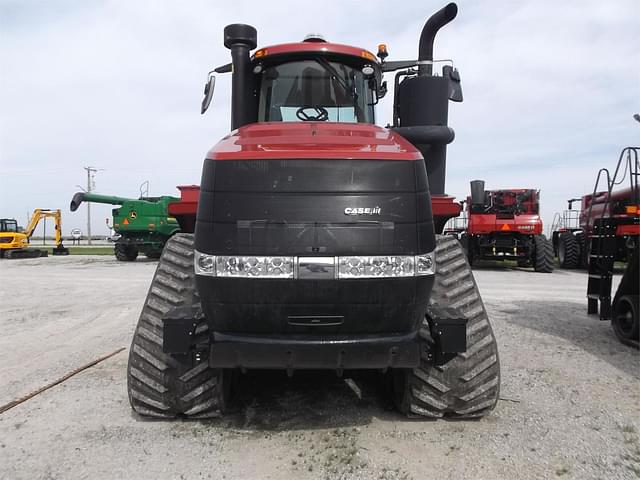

left=1, top=0, right=638, bottom=239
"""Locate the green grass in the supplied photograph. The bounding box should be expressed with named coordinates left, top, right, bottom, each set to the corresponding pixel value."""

left=45, top=246, right=114, bottom=255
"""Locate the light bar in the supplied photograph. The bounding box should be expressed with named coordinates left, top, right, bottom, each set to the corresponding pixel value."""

left=194, top=252, right=435, bottom=278
left=338, top=256, right=414, bottom=278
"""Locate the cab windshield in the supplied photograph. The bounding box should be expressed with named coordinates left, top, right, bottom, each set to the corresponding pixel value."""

left=1, top=220, right=18, bottom=232
left=258, top=59, right=375, bottom=124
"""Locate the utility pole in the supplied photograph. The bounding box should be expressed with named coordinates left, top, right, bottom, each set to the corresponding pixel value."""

left=84, top=166, right=97, bottom=245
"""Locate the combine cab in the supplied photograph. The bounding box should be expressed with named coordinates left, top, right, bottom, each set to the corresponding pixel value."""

left=126, top=3, right=501, bottom=419
left=459, top=181, right=554, bottom=272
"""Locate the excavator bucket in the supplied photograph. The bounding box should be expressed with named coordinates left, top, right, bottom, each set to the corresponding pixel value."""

left=52, top=245, right=70, bottom=256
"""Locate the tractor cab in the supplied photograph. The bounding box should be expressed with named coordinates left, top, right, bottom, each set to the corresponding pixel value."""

left=202, top=35, right=383, bottom=126
left=253, top=41, right=380, bottom=124
left=471, top=189, right=540, bottom=217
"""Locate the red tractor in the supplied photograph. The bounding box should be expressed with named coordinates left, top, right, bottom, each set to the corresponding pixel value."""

left=125, top=3, right=502, bottom=419
left=552, top=150, right=639, bottom=272
left=582, top=147, right=639, bottom=347
left=458, top=180, right=554, bottom=272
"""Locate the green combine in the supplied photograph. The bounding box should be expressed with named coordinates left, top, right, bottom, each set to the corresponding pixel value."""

left=70, top=192, right=180, bottom=261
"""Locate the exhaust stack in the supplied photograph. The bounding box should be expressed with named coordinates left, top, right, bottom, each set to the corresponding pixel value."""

left=224, top=24, right=257, bottom=131
left=470, top=180, right=486, bottom=207
left=393, top=3, right=461, bottom=197
left=418, top=3, right=458, bottom=76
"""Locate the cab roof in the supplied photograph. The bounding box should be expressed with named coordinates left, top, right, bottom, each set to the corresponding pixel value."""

left=252, top=42, right=378, bottom=63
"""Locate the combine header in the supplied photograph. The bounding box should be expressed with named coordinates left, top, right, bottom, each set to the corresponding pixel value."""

left=126, top=3, right=501, bottom=419
left=457, top=181, right=554, bottom=272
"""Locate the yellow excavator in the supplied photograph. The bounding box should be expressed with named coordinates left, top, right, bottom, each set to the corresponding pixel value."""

left=0, top=209, right=69, bottom=259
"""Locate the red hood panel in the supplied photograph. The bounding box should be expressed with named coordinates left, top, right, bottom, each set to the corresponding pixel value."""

left=207, top=122, right=422, bottom=161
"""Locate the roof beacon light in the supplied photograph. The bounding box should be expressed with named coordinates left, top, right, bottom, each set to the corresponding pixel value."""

left=303, top=33, right=327, bottom=43
left=377, top=44, right=388, bottom=60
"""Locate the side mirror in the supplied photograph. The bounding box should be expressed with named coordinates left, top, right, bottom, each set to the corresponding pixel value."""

left=200, top=73, right=216, bottom=114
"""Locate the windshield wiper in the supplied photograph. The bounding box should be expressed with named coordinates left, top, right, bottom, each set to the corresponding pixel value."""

left=313, top=58, right=363, bottom=120
left=313, top=57, right=356, bottom=100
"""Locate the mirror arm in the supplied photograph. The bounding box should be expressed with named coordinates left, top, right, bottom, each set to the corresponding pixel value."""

left=214, top=63, right=232, bottom=74
left=381, top=60, right=419, bottom=72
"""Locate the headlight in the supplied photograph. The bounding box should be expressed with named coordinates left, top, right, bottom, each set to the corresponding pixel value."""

left=194, top=251, right=215, bottom=276
left=415, top=253, right=436, bottom=276
left=195, top=252, right=294, bottom=278
left=194, top=251, right=435, bottom=278
left=337, top=256, right=415, bottom=278
left=216, top=256, right=294, bottom=278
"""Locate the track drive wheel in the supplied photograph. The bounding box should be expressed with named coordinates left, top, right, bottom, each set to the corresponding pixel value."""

left=115, top=243, right=138, bottom=261
left=612, top=295, right=639, bottom=348
left=533, top=234, right=554, bottom=273
left=557, top=232, right=579, bottom=269
left=127, top=233, right=229, bottom=418
left=392, top=235, right=500, bottom=418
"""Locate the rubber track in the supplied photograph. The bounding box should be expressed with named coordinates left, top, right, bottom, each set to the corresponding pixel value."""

left=406, top=235, right=500, bottom=418
left=126, top=233, right=222, bottom=418
left=558, top=232, right=580, bottom=269
left=534, top=234, right=554, bottom=273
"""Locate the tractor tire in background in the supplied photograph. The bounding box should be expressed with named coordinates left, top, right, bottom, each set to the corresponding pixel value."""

left=557, top=231, right=580, bottom=269
left=460, top=234, right=474, bottom=267
left=127, top=233, right=229, bottom=418
left=533, top=234, right=554, bottom=273
left=575, top=232, right=588, bottom=269
left=612, top=295, right=639, bottom=348
left=391, top=235, right=500, bottom=418
left=145, top=250, right=162, bottom=260
left=115, top=243, right=138, bottom=262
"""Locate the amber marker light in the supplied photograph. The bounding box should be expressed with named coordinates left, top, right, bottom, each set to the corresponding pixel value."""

left=377, top=43, right=388, bottom=60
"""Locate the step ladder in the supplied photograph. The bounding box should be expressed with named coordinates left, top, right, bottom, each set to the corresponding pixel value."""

left=586, top=219, right=617, bottom=320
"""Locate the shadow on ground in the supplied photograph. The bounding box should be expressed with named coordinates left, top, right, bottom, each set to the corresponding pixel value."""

left=216, top=369, right=400, bottom=431
left=494, top=299, right=639, bottom=377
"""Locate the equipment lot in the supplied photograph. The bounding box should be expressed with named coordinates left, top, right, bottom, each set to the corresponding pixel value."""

left=1, top=256, right=638, bottom=480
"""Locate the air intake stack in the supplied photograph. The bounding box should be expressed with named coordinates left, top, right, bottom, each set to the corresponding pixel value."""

left=224, top=24, right=257, bottom=131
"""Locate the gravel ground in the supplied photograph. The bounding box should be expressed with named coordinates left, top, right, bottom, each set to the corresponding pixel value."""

left=0, top=256, right=638, bottom=480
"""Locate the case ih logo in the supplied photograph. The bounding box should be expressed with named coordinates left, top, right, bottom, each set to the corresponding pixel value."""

left=344, top=206, right=382, bottom=216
